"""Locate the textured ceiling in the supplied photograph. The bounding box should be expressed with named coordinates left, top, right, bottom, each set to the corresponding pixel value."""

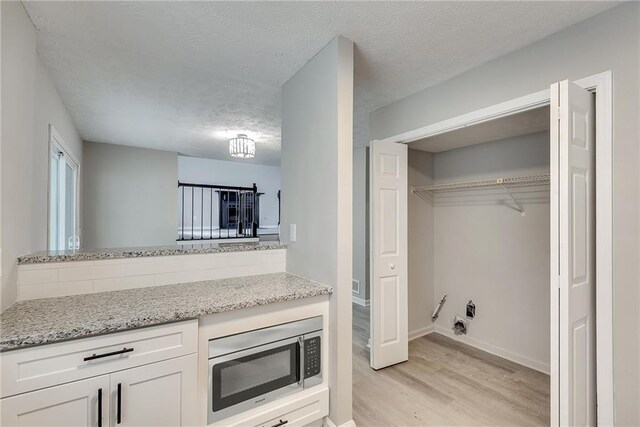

left=23, top=1, right=617, bottom=166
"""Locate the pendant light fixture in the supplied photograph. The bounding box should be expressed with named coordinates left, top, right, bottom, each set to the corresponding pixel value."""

left=229, top=134, right=255, bottom=158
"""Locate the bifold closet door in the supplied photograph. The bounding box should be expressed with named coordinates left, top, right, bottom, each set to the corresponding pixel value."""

left=550, top=80, right=596, bottom=426
left=369, top=140, right=408, bottom=370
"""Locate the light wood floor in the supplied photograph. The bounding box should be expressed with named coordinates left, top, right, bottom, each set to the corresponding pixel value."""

left=352, top=304, right=550, bottom=426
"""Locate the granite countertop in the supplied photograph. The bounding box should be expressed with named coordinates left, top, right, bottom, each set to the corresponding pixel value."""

left=0, top=272, right=332, bottom=352
left=18, top=241, right=287, bottom=265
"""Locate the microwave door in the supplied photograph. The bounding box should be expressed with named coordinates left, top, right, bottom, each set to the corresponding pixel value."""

left=208, top=336, right=302, bottom=422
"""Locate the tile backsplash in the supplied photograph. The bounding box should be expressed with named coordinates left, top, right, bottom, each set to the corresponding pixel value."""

left=17, top=249, right=286, bottom=300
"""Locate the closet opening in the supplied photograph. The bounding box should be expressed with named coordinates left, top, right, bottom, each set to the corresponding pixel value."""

left=409, top=105, right=553, bottom=423
left=355, top=74, right=612, bottom=426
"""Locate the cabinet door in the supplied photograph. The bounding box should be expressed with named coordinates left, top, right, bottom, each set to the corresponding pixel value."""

left=1, top=375, right=109, bottom=427
left=110, top=354, right=197, bottom=426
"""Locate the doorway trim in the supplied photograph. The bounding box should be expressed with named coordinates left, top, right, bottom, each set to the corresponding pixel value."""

left=376, top=70, right=614, bottom=426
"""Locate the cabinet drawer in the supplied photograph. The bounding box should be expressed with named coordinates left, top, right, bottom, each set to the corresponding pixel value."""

left=0, top=320, right=197, bottom=398
left=210, top=387, right=328, bottom=427
left=257, top=397, right=324, bottom=427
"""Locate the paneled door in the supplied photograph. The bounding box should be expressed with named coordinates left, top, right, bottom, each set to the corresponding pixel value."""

left=369, top=140, right=408, bottom=370
left=550, top=80, right=596, bottom=426
left=1, top=375, right=109, bottom=427
left=109, top=354, right=197, bottom=426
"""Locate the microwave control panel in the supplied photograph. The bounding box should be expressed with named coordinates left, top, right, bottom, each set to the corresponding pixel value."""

left=304, top=336, right=321, bottom=378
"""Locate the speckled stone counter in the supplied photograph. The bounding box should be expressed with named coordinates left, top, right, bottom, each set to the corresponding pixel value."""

left=0, top=272, right=332, bottom=352
left=18, top=241, right=287, bottom=265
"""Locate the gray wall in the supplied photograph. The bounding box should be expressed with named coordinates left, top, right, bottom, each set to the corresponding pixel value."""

left=82, top=142, right=177, bottom=249
left=371, top=3, right=639, bottom=423
left=431, top=133, right=551, bottom=372
left=1, top=2, right=83, bottom=310
left=281, top=37, right=353, bottom=426
left=407, top=149, right=435, bottom=337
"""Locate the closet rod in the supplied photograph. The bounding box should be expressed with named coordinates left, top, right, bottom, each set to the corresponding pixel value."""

left=411, top=174, right=550, bottom=193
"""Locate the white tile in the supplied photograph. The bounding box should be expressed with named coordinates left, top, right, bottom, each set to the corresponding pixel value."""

left=18, top=268, right=59, bottom=286
left=94, top=257, right=135, bottom=265
left=154, top=272, right=182, bottom=287
left=126, top=259, right=182, bottom=276
left=19, top=260, right=94, bottom=271
left=16, top=249, right=287, bottom=298
left=268, top=249, right=287, bottom=262
left=180, top=253, right=228, bottom=271
left=182, top=254, right=213, bottom=271
left=179, top=270, right=209, bottom=283
left=18, top=281, right=93, bottom=300
left=204, top=268, right=234, bottom=281
left=130, top=255, right=176, bottom=264
left=93, top=275, right=155, bottom=293
left=223, top=252, right=269, bottom=267
left=17, top=263, right=50, bottom=272
left=58, top=265, right=95, bottom=282
left=91, top=263, right=128, bottom=279
left=180, top=254, right=210, bottom=270
left=260, top=262, right=286, bottom=273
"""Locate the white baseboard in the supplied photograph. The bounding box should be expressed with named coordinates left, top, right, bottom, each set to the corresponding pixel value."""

left=324, top=418, right=356, bottom=427
left=408, top=325, right=435, bottom=341
left=433, top=325, right=550, bottom=375
left=351, top=296, right=369, bottom=306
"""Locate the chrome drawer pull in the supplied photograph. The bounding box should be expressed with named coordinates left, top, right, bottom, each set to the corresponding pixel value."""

left=83, top=347, right=134, bottom=361
left=117, top=383, right=122, bottom=424
left=97, top=388, right=103, bottom=427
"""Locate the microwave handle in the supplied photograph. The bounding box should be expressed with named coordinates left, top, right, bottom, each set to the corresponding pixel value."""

left=297, top=336, right=304, bottom=387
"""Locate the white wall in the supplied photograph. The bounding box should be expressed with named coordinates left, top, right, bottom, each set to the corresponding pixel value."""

left=371, top=4, right=640, bottom=422
left=281, top=36, right=353, bottom=426
left=429, top=133, right=551, bottom=372
left=178, top=156, right=280, bottom=229
left=352, top=147, right=368, bottom=304
left=1, top=2, right=82, bottom=311
left=82, top=142, right=177, bottom=249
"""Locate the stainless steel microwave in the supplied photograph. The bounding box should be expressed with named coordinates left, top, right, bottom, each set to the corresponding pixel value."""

left=207, top=316, right=323, bottom=424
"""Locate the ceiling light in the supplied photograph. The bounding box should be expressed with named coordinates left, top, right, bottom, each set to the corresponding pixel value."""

left=229, top=134, right=255, bottom=158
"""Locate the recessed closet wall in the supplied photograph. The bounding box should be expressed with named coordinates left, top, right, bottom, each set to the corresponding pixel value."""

left=408, top=130, right=551, bottom=373
left=408, top=150, right=434, bottom=338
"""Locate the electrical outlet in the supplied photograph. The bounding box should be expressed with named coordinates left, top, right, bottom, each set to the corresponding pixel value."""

left=466, top=300, right=476, bottom=319
left=289, top=224, right=297, bottom=242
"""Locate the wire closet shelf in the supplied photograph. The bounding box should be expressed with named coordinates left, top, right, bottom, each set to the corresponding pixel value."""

left=411, top=174, right=550, bottom=194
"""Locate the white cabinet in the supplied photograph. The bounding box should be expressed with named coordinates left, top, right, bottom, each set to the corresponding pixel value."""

left=0, top=355, right=196, bottom=427
left=0, top=321, right=197, bottom=427
left=109, top=354, right=197, bottom=427
left=1, top=320, right=198, bottom=398
left=255, top=389, right=327, bottom=427
left=1, top=375, right=109, bottom=427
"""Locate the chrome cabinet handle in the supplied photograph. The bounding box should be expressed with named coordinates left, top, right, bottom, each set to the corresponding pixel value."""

left=97, top=388, right=103, bottom=427
left=117, top=383, right=122, bottom=424
left=84, top=347, right=133, bottom=362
